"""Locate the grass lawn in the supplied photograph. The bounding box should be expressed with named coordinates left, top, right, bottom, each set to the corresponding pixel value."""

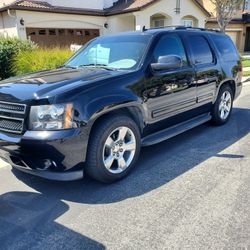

left=242, top=59, right=250, bottom=67
left=243, top=70, right=250, bottom=77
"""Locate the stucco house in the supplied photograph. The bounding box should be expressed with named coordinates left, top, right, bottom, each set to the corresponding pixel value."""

left=0, top=0, right=210, bottom=47
left=204, top=0, right=250, bottom=53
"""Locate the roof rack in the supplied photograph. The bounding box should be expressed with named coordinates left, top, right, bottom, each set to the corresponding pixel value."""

left=142, top=25, right=221, bottom=33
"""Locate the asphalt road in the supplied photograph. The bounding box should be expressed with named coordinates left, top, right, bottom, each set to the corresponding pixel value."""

left=0, top=83, right=250, bottom=250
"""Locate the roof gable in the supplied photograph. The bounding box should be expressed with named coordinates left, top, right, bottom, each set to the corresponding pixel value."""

left=0, top=0, right=210, bottom=17
left=106, top=0, right=210, bottom=16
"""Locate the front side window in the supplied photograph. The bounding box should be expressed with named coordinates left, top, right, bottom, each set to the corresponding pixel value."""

left=153, top=34, right=188, bottom=66
left=187, top=35, right=214, bottom=65
left=66, top=35, right=152, bottom=70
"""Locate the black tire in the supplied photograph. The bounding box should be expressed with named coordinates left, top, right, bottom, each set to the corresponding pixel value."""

left=211, top=84, right=233, bottom=126
left=85, top=114, right=141, bottom=183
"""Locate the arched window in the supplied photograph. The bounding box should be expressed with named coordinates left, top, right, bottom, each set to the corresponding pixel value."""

left=150, top=13, right=172, bottom=28
left=181, top=15, right=199, bottom=27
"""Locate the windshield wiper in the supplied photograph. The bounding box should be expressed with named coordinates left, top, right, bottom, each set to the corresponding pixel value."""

left=61, top=65, right=78, bottom=69
left=78, top=64, right=117, bottom=71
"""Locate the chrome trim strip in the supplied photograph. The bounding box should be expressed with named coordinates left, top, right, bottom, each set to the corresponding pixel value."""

left=0, top=115, right=24, bottom=121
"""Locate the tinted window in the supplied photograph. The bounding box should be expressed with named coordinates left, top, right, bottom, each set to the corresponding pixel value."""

left=188, top=35, right=214, bottom=65
left=153, top=34, right=188, bottom=66
left=211, top=34, right=239, bottom=61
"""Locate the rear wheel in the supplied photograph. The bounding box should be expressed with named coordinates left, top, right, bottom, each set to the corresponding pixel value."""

left=211, top=84, right=233, bottom=125
left=85, top=115, right=141, bottom=183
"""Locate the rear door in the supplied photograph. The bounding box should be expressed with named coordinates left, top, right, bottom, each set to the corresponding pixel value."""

left=184, top=34, right=220, bottom=109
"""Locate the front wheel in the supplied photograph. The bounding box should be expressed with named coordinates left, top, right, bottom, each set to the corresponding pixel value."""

left=85, top=115, right=141, bottom=183
left=211, top=84, right=233, bottom=125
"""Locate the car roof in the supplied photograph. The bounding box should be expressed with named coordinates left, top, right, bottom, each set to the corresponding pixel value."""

left=144, top=26, right=223, bottom=35
left=96, top=27, right=226, bottom=41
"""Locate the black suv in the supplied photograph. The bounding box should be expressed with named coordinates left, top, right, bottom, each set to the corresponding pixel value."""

left=0, top=27, right=242, bottom=183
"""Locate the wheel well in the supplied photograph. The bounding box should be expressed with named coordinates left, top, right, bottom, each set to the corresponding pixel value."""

left=220, top=80, right=236, bottom=98
left=89, top=107, right=144, bottom=139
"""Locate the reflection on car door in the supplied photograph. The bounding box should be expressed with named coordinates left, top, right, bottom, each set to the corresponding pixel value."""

left=184, top=34, right=219, bottom=109
left=144, top=34, right=196, bottom=126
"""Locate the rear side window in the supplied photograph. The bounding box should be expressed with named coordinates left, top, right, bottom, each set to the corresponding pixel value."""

left=153, top=34, right=188, bottom=67
left=211, top=35, right=239, bottom=61
left=187, top=35, right=214, bottom=65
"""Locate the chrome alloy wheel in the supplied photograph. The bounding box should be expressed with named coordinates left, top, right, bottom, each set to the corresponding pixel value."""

left=102, top=126, right=136, bottom=174
left=219, top=90, right=232, bottom=120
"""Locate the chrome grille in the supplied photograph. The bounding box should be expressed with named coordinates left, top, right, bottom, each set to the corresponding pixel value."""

left=0, top=101, right=26, bottom=134
left=0, top=101, right=26, bottom=114
left=0, top=117, right=23, bottom=133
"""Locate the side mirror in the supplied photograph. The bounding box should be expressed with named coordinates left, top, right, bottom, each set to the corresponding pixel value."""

left=151, top=55, right=183, bottom=71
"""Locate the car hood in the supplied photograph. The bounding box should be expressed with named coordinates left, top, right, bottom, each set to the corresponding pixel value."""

left=0, top=67, right=126, bottom=103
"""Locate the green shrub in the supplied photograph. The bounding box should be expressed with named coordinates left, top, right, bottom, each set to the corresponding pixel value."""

left=13, top=48, right=74, bottom=75
left=0, top=37, right=36, bottom=80
left=242, top=59, right=250, bottom=68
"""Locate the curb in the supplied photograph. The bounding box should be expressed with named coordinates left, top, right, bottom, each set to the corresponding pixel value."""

left=243, top=79, right=250, bottom=86
left=0, top=159, right=9, bottom=169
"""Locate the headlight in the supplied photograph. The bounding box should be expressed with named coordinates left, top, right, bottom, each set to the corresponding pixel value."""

left=29, top=103, right=76, bottom=130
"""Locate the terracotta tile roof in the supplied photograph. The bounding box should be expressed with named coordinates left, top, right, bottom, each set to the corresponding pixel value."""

left=0, top=0, right=210, bottom=16
left=106, top=0, right=210, bottom=16
left=105, top=0, right=160, bottom=14
left=1, top=0, right=104, bottom=15
left=16, top=0, right=51, bottom=9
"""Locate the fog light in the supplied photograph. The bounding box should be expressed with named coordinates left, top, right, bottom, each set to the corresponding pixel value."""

left=37, top=159, right=52, bottom=170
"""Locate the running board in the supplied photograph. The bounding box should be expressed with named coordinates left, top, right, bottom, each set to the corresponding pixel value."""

left=141, top=113, right=212, bottom=146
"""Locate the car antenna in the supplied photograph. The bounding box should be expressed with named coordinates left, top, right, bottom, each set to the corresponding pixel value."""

left=142, top=26, right=147, bottom=32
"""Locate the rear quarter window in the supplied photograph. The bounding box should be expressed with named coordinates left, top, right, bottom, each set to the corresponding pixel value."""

left=211, top=34, right=239, bottom=61
left=186, top=35, right=214, bottom=65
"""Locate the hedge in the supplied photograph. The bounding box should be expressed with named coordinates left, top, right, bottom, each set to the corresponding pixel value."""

left=0, top=37, right=36, bottom=80
left=13, top=48, right=74, bottom=76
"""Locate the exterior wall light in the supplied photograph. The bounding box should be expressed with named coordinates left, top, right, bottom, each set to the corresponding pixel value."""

left=20, top=18, right=25, bottom=26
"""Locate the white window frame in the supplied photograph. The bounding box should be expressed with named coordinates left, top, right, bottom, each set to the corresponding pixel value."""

left=153, top=19, right=165, bottom=28
left=182, top=19, right=193, bottom=27
left=245, top=0, right=249, bottom=10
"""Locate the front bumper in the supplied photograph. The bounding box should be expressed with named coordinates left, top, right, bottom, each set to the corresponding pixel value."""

left=0, top=128, right=89, bottom=181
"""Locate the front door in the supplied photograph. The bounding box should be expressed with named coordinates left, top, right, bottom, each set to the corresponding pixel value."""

left=144, top=34, right=196, bottom=130
left=245, top=27, right=250, bottom=52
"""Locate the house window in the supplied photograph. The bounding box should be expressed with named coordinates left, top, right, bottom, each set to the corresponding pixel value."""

left=49, top=29, right=56, bottom=35
left=244, top=0, right=249, bottom=10
left=38, top=29, right=46, bottom=35
left=76, top=30, right=83, bottom=36
left=182, top=20, right=193, bottom=27
left=85, top=30, right=90, bottom=36
left=153, top=19, right=165, bottom=28
left=58, top=29, right=65, bottom=36
left=28, top=31, right=36, bottom=36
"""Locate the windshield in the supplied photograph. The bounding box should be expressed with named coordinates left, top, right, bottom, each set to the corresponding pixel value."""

left=65, top=34, right=151, bottom=70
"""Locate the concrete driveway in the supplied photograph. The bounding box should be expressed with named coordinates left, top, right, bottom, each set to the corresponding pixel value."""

left=0, top=83, right=250, bottom=250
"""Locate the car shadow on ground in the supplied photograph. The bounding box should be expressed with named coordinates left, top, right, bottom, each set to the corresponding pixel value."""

left=1, top=107, right=249, bottom=248
left=11, top=107, right=250, bottom=205
left=0, top=191, right=105, bottom=249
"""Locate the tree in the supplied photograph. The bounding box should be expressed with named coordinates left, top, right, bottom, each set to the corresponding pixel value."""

left=210, top=0, right=243, bottom=32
